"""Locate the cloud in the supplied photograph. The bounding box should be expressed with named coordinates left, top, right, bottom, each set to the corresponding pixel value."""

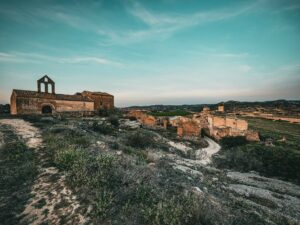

left=104, top=0, right=260, bottom=44
left=0, top=52, right=122, bottom=66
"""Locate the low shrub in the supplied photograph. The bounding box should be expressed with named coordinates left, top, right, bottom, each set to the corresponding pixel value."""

left=126, top=131, right=154, bottom=149
left=54, top=147, right=84, bottom=171
left=220, top=136, right=248, bottom=149
left=108, top=115, right=119, bottom=127
left=214, top=144, right=300, bottom=183
left=92, top=122, right=114, bottom=135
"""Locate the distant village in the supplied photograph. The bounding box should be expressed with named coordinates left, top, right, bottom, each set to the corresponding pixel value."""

left=127, top=104, right=260, bottom=142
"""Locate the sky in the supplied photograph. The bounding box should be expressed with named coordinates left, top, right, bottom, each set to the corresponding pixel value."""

left=0, top=0, right=300, bottom=107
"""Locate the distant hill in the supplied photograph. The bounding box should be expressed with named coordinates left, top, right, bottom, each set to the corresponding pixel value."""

left=123, top=100, right=300, bottom=116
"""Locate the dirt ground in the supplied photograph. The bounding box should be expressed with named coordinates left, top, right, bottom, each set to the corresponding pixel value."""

left=0, top=119, right=86, bottom=225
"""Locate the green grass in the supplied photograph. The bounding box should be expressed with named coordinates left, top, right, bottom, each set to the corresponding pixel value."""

left=149, top=110, right=191, bottom=117
left=247, top=117, right=300, bottom=153
left=0, top=128, right=38, bottom=225
left=40, top=121, right=229, bottom=225
left=214, top=118, right=300, bottom=183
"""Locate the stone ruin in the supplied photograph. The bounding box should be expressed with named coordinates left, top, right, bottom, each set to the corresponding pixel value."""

left=127, top=103, right=260, bottom=142
left=10, top=75, right=114, bottom=115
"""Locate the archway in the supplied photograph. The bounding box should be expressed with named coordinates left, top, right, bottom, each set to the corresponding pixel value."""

left=42, top=105, right=52, bottom=114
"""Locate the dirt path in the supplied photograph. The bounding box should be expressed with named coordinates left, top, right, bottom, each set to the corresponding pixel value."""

left=0, top=119, right=86, bottom=225
left=195, top=137, right=221, bottom=165
left=167, top=136, right=220, bottom=165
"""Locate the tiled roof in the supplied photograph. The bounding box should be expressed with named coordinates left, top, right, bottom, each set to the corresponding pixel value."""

left=13, top=89, right=94, bottom=102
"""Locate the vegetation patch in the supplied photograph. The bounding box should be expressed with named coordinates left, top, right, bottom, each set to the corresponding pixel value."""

left=126, top=130, right=155, bottom=149
left=220, top=136, right=248, bottom=148
left=0, top=128, right=38, bottom=225
left=149, top=110, right=191, bottom=117
left=214, top=118, right=300, bottom=183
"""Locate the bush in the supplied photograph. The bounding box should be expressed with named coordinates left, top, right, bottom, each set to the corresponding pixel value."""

left=92, top=122, right=114, bottom=135
left=220, top=136, right=248, bottom=149
left=126, top=131, right=154, bottom=149
left=108, top=115, right=119, bottom=127
left=214, top=144, right=300, bottom=183
left=54, top=147, right=84, bottom=171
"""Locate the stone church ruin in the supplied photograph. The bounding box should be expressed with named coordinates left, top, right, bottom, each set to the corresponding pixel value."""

left=10, top=75, right=114, bottom=115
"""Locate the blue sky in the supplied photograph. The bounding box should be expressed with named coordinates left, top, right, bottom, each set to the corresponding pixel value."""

left=0, top=0, right=299, bottom=107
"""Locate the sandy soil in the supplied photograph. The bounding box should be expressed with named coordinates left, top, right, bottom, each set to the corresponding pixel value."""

left=0, top=119, right=86, bottom=225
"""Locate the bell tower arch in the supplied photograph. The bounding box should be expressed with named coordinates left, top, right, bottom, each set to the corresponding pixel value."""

left=37, top=75, right=55, bottom=94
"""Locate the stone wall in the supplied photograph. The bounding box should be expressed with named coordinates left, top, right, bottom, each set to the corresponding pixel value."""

left=10, top=92, right=17, bottom=115
left=80, top=92, right=114, bottom=111
left=246, top=130, right=260, bottom=141
left=12, top=97, right=94, bottom=115
left=127, top=110, right=158, bottom=127
left=177, top=120, right=201, bottom=137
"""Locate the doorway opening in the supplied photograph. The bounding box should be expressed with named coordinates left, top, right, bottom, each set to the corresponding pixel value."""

left=42, top=105, right=52, bottom=114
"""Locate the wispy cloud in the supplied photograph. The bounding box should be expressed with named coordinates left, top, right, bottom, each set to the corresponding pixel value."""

left=99, top=0, right=261, bottom=44
left=0, top=52, right=122, bottom=66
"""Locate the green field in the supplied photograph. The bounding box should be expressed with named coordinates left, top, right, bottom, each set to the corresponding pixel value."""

left=214, top=117, right=300, bottom=183
left=247, top=117, right=300, bottom=153
left=149, top=110, right=191, bottom=117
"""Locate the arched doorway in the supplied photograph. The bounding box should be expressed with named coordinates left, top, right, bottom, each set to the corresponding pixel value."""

left=42, top=105, right=52, bottom=114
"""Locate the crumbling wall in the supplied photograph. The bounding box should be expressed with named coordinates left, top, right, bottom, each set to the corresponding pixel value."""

left=127, top=110, right=158, bottom=127
left=10, top=92, right=17, bottom=115
left=142, top=115, right=157, bottom=126
left=246, top=130, right=260, bottom=141
left=80, top=91, right=114, bottom=111
left=177, top=120, right=201, bottom=137
left=212, top=116, right=226, bottom=127
left=14, top=97, right=94, bottom=115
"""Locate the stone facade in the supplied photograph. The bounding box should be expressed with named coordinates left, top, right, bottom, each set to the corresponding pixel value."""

left=177, top=120, right=201, bottom=137
left=127, top=110, right=157, bottom=127
left=10, top=75, right=114, bottom=115
left=218, top=104, right=225, bottom=112
left=79, top=91, right=114, bottom=111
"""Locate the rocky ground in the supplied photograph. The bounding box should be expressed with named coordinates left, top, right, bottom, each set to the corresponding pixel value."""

left=0, top=116, right=299, bottom=225
left=0, top=119, right=86, bottom=225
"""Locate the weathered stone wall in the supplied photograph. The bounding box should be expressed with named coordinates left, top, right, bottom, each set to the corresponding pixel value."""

left=142, top=115, right=157, bottom=126
left=212, top=116, right=226, bottom=127
left=177, top=120, right=201, bottom=137
left=55, top=100, right=94, bottom=112
left=81, top=92, right=114, bottom=111
left=236, top=119, right=248, bottom=130
left=127, top=110, right=148, bottom=120
left=13, top=97, right=94, bottom=115
left=218, top=105, right=224, bottom=112
left=10, top=92, right=17, bottom=115
left=246, top=130, right=260, bottom=141
left=127, top=110, right=158, bottom=127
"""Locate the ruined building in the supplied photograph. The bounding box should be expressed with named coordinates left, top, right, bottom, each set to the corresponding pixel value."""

left=127, top=104, right=260, bottom=142
left=217, top=103, right=225, bottom=112
left=10, top=75, right=114, bottom=115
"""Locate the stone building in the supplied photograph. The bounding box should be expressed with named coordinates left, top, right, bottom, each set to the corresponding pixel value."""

left=10, top=75, right=114, bottom=115
left=218, top=103, right=225, bottom=112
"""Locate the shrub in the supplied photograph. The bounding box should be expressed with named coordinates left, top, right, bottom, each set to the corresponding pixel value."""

left=220, top=136, right=248, bottom=149
left=92, top=122, right=114, bottom=135
left=126, top=131, right=154, bottom=149
left=214, top=144, right=300, bottom=183
left=95, top=190, right=114, bottom=220
left=108, top=115, right=119, bottom=127
left=54, top=147, right=84, bottom=171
